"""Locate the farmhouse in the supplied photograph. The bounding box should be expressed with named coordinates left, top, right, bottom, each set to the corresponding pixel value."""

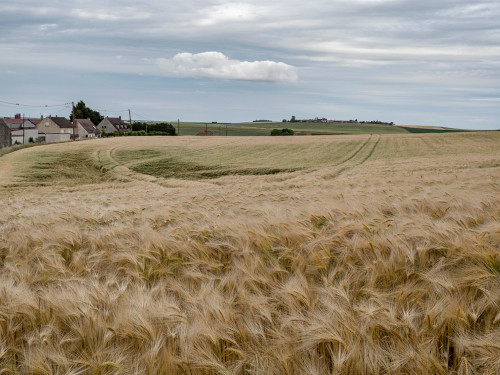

left=36, top=116, right=74, bottom=143
left=97, top=116, right=131, bottom=133
left=0, top=119, right=11, bottom=148
left=2, top=114, right=40, bottom=144
left=75, top=118, right=100, bottom=139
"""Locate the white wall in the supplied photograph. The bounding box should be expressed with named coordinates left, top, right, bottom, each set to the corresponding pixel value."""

left=11, top=128, right=39, bottom=144
left=45, top=133, right=71, bottom=143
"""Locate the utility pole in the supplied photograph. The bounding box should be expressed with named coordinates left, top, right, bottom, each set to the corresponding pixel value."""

left=177, top=119, right=179, bottom=136
left=72, top=101, right=76, bottom=140
left=128, top=109, right=132, bottom=130
left=205, top=123, right=208, bottom=135
left=22, top=113, right=25, bottom=144
left=226, top=124, right=228, bottom=136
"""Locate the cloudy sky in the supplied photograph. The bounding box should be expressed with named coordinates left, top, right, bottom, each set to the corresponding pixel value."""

left=1, top=0, right=499, bottom=129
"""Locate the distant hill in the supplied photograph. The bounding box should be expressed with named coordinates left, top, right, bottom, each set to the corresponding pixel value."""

left=173, top=121, right=469, bottom=136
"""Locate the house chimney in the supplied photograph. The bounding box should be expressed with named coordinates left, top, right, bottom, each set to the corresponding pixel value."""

left=15, top=114, right=21, bottom=119
left=119, top=116, right=121, bottom=120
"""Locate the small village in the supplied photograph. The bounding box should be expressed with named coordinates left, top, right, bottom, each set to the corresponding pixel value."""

left=0, top=114, right=131, bottom=147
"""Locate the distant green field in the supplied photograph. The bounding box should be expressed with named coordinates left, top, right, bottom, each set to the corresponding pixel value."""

left=172, top=121, right=467, bottom=136
left=398, top=126, right=469, bottom=134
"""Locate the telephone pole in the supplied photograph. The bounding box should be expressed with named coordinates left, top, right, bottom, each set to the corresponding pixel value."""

left=72, top=101, right=76, bottom=140
left=128, top=109, right=132, bottom=130
left=177, top=119, right=179, bottom=136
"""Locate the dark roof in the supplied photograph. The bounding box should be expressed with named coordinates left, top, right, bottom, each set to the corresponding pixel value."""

left=106, top=117, right=131, bottom=131
left=76, top=119, right=100, bottom=134
left=1, top=118, right=39, bottom=128
left=48, top=116, right=74, bottom=128
left=108, top=117, right=127, bottom=126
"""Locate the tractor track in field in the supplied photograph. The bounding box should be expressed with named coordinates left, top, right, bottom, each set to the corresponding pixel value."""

left=334, top=134, right=373, bottom=166
left=95, top=146, right=172, bottom=187
left=323, top=134, right=380, bottom=179
left=92, top=135, right=381, bottom=187
left=94, top=140, right=246, bottom=188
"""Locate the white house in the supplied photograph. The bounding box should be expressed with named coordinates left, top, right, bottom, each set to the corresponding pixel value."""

left=1, top=114, right=39, bottom=144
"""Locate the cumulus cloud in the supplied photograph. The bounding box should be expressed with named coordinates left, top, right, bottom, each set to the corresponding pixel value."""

left=156, top=52, right=298, bottom=83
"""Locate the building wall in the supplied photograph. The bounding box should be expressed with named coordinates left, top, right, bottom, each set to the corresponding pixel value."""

left=36, top=118, right=74, bottom=135
left=37, top=118, right=61, bottom=135
left=45, top=133, right=71, bottom=143
left=77, top=123, right=89, bottom=139
left=11, top=128, right=39, bottom=144
left=36, top=118, right=73, bottom=143
left=0, top=120, right=11, bottom=148
left=77, top=123, right=98, bottom=139
left=97, top=118, right=117, bottom=133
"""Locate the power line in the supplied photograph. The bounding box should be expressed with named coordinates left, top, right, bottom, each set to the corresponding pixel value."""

left=0, top=99, right=71, bottom=108
left=0, top=100, right=157, bottom=122
left=49, top=106, right=72, bottom=116
left=131, top=111, right=150, bottom=120
left=93, top=108, right=129, bottom=114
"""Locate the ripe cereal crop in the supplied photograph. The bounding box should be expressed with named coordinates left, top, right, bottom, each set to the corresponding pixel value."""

left=0, top=132, right=499, bottom=374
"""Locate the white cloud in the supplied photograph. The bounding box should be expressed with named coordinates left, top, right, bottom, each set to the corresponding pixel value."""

left=197, top=3, right=261, bottom=26
left=71, top=8, right=151, bottom=21
left=39, top=23, right=57, bottom=31
left=156, top=52, right=298, bottom=83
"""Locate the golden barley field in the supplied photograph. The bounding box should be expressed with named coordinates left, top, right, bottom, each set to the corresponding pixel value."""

left=0, top=132, right=499, bottom=374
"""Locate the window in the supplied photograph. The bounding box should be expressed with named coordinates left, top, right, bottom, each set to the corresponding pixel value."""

left=45, top=122, right=50, bottom=127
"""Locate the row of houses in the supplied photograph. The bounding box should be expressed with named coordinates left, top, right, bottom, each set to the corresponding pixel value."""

left=0, top=114, right=132, bottom=147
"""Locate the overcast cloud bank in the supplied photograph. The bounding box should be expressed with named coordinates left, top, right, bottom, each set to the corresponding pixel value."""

left=0, top=0, right=499, bottom=128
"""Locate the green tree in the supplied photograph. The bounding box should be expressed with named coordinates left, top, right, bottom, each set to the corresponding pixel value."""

left=70, top=101, right=104, bottom=125
left=271, top=128, right=294, bottom=136
left=132, top=122, right=176, bottom=136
